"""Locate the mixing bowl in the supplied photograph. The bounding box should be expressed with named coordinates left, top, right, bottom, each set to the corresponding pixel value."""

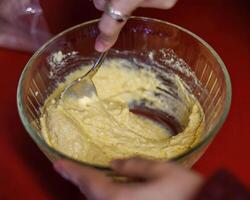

left=17, top=17, right=231, bottom=169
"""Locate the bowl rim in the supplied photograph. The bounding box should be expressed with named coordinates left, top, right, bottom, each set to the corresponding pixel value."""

left=17, top=16, right=232, bottom=169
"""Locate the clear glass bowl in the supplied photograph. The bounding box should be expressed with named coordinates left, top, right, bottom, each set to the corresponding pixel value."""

left=17, top=17, right=231, bottom=169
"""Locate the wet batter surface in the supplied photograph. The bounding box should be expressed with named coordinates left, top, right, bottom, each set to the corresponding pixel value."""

left=40, top=59, right=205, bottom=166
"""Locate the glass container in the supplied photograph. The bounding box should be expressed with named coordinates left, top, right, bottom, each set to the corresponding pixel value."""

left=17, top=17, right=231, bottom=169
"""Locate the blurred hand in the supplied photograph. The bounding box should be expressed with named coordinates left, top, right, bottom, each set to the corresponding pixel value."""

left=54, top=157, right=204, bottom=200
left=93, top=0, right=178, bottom=52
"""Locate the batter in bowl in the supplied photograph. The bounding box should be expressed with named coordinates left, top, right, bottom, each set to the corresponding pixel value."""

left=40, top=58, right=205, bottom=166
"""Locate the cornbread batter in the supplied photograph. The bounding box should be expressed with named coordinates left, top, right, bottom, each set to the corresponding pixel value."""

left=40, top=59, right=205, bottom=166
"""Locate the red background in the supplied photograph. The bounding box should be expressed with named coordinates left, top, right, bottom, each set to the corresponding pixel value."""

left=0, top=0, right=249, bottom=199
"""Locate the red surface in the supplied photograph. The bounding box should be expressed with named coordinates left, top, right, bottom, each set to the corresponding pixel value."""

left=0, top=0, right=250, bottom=199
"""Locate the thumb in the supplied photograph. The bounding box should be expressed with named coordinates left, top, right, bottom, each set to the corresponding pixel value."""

left=111, top=157, right=167, bottom=179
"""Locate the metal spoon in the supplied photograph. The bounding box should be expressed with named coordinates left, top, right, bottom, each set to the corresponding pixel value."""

left=61, top=51, right=108, bottom=101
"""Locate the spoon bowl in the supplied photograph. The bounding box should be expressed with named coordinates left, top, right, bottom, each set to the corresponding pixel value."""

left=61, top=51, right=108, bottom=101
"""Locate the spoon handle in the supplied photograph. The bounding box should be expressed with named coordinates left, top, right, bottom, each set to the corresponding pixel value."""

left=86, top=51, right=108, bottom=79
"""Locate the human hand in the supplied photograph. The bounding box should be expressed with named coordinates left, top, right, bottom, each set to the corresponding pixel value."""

left=93, top=0, right=178, bottom=52
left=54, top=157, right=204, bottom=200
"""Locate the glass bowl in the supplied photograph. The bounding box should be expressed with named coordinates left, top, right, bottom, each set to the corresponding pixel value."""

left=17, top=17, right=231, bottom=169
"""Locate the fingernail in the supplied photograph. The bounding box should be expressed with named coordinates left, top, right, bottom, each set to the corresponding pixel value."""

left=54, top=162, right=71, bottom=181
left=95, top=40, right=105, bottom=52
left=111, top=159, right=124, bottom=169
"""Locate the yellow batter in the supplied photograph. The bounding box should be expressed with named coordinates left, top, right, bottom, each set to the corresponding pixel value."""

left=40, top=59, right=205, bottom=166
